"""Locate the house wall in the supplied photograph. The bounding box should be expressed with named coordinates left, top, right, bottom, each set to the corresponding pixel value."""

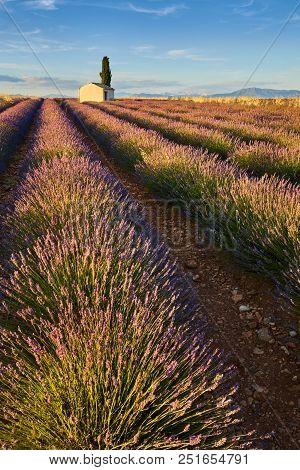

left=79, top=84, right=104, bottom=103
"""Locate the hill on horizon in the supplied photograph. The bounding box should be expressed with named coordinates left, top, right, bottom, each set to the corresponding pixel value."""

left=116, top=87, right=300, bottom=99
left=209, top=87, right=300, bottom=98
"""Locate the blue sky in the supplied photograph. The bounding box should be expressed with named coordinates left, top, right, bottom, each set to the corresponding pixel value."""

left=0, top=0, right=300, bottom=96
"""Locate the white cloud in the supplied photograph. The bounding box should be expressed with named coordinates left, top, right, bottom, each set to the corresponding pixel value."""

left=0, top=29, right=42, bottom=36
left=233, top=0, right=268, bottom=17
left=239, top=1, right=255, bottom=7
left=128, top=45, right=226, bottom=62
left=167, top=49, right=189, bottom=58
left=167, top=49, right=225, bottom=62
left=0, top=35, right=101, bottom=54
left=126, top=2, right=186, bottom=16
left=21, top=75, right=81, bottom=88
left=291, top=13, right=300, bottom=22
left=0, top=62, right=37, bottom=69
left=114, top=79, right=180, bottom=89
left=132, top=44, right=156, bottom=53
left=25, top=0, right=57, bottom=10
left=0, top=74, right=25, bottom=83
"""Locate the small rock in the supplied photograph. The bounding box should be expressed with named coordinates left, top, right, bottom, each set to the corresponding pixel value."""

left=247, top=290, right=257, bottom=296
left=289, top=384, right=300, bottom=393
left=232, top=293, right=244, bottom=304
left=254, top=311, right=263, bottom=323
left=253, top=347, right=264, bottom=355
left=289, top=331, right=297, bottom=338
left=253, top=391, right=264, bottom=401
left=257, top=327, right=272, bottom=343
left=246, top=312, right=254, bottom=320
left=289, top=401, right=295, bottom=406
left=192, top=275, right=200, bottom=282
left=280, top=345, right=290, bottom=355
left=239, top=305, right=252, bottom=313
left=185, top=259, right=198, bottom=269
left=292, top=376, right=298, bottom=383
left=252, top=383, right=267, bottom=394
left=242, top=331, right=252, bottom=340
left=248, top=320, right=258, bottom=329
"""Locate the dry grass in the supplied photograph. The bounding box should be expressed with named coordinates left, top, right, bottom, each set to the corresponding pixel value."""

left=171, top=96, right=300, bottom=107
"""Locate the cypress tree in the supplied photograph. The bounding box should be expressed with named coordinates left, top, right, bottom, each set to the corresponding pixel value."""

left=100, top=56, right=112, bottom=87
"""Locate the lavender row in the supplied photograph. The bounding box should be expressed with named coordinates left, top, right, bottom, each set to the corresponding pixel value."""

left=66, top=101, right=300, bottom=307
left=111, top=100, right=296, bottom=143
left=108, top=102, right=300, bottom=148
left=99, top=102, right=300, bottom=183
left=119, top=99, right=300, bottom=134
left=96, top=101, right=237, bottom=157
left=0, top=100, right=243, bottom=449
left=0, top=99, right=41, bottom=174
left=0, top=98, right=20, bottom=114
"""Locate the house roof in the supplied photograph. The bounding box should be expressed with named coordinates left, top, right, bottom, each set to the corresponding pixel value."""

left=81, top=82, right=115, bottom=90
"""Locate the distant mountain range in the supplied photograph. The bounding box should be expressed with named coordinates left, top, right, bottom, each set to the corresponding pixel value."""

left=44, top=93, right=74, bottom=98
left=209, top=87, right=300, bottom=98
left=117, top=88, right=300, bottom=99
left=115, top=92, right=173, bottom=98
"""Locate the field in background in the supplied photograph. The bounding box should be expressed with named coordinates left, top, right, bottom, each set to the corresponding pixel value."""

left=110, top=97, right=300, bottom=183
left=0, top=95, right=25, bottom=110
left=68, top=98, right=299, bottom=303
left=122, top=96, right=300, bottom=107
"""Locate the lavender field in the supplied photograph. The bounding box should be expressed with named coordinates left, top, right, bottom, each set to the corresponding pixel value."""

left=0, top=97, right=299, bottom=450
left=67, top=99, right=300, bottom=304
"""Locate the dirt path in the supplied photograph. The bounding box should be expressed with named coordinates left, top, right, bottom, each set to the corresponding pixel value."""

left=65, top=104, right=300, bottom=450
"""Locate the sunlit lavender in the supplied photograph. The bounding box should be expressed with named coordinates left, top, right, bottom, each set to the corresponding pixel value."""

left=105, top=100, right=300, bottom=182
left=67, top=100, right=300, bottom=306
left=0, top=99, right=41, bottom=173
left=0, top=100, right=245, bottom=450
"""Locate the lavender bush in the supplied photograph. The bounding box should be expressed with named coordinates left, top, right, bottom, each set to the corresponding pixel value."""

left=229, top=141, right=300, bottom=183
left=0, top=98, right=20, bottom=114
left=0, top=99, right=41, bottom=173
left=0, top=100, right=245, bottom=449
